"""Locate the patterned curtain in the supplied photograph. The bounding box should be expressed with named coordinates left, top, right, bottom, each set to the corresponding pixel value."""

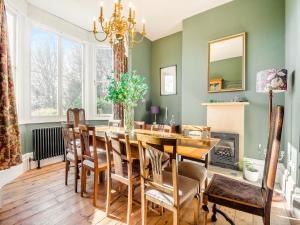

left=0, top=0, right=22, bottom=170
left=113, top=41, right=128, bottom=125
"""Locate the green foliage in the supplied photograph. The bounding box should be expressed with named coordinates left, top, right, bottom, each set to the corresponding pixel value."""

left=105, top=72, right=148, bottom=107
left=238, top=159, right=258, bottom=172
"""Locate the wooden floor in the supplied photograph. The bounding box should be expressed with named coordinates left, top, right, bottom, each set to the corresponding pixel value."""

left=0, top=163, right=299, bottom=225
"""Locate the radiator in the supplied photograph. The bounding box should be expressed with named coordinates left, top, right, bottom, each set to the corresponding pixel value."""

left=32, top=127, right=65, bottom=168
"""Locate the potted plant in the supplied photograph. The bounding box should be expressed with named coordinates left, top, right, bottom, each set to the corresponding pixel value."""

left=105, top=72, right=148, bottom=133
left=241, top=159, right=260, bottom=182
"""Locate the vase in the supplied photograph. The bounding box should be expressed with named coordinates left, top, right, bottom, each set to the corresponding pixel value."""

left=124, top=104, right=134, bottom=133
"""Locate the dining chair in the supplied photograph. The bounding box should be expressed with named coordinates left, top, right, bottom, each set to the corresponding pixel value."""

left=137, top=133, right=200, bottom=225
left=134, top=121, right=145, bottom=129
left=202, top=106, right=284, bottom=225
left=105, top=134, right=140, bottom=225
left=62, top=123, right=81, bottom=193
left=79, top=124, right=108, bottom=207
left=67, top=108, right=86, bottom=128
left=150, top=124, right=172, bottom=133
left=108, top=119, right=122, bottom=128
left=169, top=125, right=211, bottom=189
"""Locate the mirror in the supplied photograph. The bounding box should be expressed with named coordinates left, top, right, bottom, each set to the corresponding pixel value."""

left=208, top=32, right=246, bottom=93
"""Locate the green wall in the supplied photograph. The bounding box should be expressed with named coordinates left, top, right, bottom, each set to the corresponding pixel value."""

left=151, top=32, right=182, bottom=124
left=181, top=0, right=285, bottom=159
left=285, top=0, right=300, bottom=187
left=131, top=36, right=152, bottom=122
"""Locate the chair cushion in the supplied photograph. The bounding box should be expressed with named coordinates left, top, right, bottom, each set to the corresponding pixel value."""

left=205, top=174, right=264, bottom=208
left=83, top=149, right=107, bottom=169
left=66, top=147, right=82, bottom=161
left=165, top=161, right=207, bottom=184
left=145, top=171, right=198, bottom=207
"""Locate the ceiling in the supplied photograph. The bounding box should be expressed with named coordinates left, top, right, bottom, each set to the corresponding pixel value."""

left=27, top=0, right=232, bottom=41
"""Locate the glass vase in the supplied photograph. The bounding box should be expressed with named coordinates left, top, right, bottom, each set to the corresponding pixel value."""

left=124, top=104, right=134, bottom=133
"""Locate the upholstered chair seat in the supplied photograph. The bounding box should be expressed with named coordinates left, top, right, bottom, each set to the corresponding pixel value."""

left=165, top=161, right=207, bottom=188
left=205, top=174, right=264, bottom=208
left=66, top=147, right=82, bottom=161
left=82, top=149, right=107, bottom=169
left=145, top=171, right=199, bottom=206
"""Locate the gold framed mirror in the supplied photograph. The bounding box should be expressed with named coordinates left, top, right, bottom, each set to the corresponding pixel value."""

left=208, top=32, right=246, bottom=93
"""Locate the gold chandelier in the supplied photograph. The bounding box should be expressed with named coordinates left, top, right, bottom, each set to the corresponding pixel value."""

left=93, top=0, right=146, bottom=47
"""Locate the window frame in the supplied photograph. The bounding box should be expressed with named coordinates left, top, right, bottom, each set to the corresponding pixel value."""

left=6, top=8, right=17, bottom=81
left=29, top=22, right=86, bottom=123
left=92, top=45, right=114, bottom=120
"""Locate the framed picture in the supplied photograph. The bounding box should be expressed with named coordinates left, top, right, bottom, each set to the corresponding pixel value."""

left=160, top=65, right=177, bottom=95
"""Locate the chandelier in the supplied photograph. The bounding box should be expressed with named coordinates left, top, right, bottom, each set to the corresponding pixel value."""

left=93, top=0, right=146, bottom=48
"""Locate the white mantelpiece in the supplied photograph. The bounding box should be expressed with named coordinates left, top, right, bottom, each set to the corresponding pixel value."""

left=202, top=102, right=249, bottom=162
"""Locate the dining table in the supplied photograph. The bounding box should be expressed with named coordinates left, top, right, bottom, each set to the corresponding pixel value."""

left=94, top=126, right=220, bottom=160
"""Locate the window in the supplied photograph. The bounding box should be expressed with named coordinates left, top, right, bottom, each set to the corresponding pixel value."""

left=62, top=38, right=83, bottom=114
left=30, top=26, right=83, bottom=118
left=31, top=27, right=59, bottom=116
left=6, top=10, right=17, bottom=80
left=95, top=47, right=113, bottom=116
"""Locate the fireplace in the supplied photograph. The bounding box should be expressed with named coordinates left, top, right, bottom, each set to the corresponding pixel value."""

left=210, top=132, right=239, bottom=170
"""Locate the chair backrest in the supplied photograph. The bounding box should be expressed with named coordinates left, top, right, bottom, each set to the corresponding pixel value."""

left=137, top=134, right=179, bottom=206
left=79, top=125, right=98, bottom=168
left=261, top=106, right=284, bottom=204
left=105, top=133, right=133, bottom=179
left=62, top=123, right=79, bottom=161
left=134, top=121, right=145, bottom=129
left=151, top=124, right=172, bottom=133
left=108, top=120, right=122, bottom=128
left=67, top=108, right=86, bottom=128
left=182, top=125, right=211, bottom=138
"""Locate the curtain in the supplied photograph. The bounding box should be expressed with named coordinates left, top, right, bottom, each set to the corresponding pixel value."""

left=0, top=0, right=22, bottom=170
left=113, top=41, right=128, bottom=125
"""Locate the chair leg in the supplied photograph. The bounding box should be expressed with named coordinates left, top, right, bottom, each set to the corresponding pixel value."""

left=93, top=170, right=99, bottom=207
left=141, top=197, right=147, bottom=225
left=263, top=208, right=271, bottom=225
left=65, top=160, right=70, bottom=186
left=193, top=195, right=200, bottom=225
left=74, top=163, right=78, bottom=193
left=106, top=176, right=112, bottom=216
left=202, top=195, right=209, bottom=225
left=173, top=210, right=179, bottom=225
left=127, top=184, right=133, bottom=225
left=211, top=203, right=217, bottom=222
left=81, top=166, right=86, bottom=197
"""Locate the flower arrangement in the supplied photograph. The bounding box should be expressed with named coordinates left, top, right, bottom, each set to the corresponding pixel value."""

left=105, top=72, right=148, bottom=132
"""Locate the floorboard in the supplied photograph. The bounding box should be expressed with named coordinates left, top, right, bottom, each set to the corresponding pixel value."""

left=0, top=163, right=297, bottom=225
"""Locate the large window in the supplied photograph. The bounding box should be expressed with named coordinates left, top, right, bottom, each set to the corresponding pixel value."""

left=30, top=26, right=83, bottom=118
left=95, top=47, right=113, bottom=116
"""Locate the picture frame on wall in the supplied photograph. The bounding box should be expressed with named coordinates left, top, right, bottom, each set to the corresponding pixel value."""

left=160, top=65, right=177, bottom=96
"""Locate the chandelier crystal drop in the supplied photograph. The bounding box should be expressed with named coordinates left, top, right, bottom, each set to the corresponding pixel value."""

left=93, top=0, right=146, bottom=48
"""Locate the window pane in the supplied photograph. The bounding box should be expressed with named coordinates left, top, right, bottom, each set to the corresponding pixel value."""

left=96, top=48, right=113, bottom=115
left=96, top=48, right=112, bottom=81
left=62, top=38, right=83, bottom=114
left=97, top=83, right=112, bottom=115
left=31, top=27, right=58, bottom=116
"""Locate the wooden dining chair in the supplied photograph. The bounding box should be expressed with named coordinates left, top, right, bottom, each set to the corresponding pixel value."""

left=173, top=125, right=211, bottom=189
left=62, top=123, right=81, bottom=193
left=67, top=108, right=86, bottom=128
left=79, top=125, right=108, bottom=207
left=202, top=106, right=284, bottom=225
left=134, top=121, right=145, bottom=129
left=150, top=124, right=172, bottom=133
left=137, top=133, right=200, bottom=225
left=105, top=134, right=140, bottom=224
left=108, top=119, right=122, bottom=128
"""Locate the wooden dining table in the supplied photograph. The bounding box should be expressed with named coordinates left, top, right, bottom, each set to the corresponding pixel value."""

left=94, top=126, right=220, bottom=160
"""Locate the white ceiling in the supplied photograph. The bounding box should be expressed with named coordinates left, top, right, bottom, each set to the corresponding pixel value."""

left=27, top=0, right=232, bottom=41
